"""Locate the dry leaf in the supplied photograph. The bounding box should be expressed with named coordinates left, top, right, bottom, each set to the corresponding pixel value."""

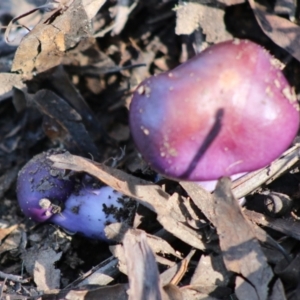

left=213, top=178, right=273, bottom=300
left=180, top=285, right=231, bottom=299
left=11, top=0, right=92, bottom=80
left=0, top=73, right=25, bottom=102
left=0, top=167, right=19, bottom=199
left=248, top=0, right=300, bottom=62
left=190, top=254, right=232, bottom=287
left=33, top=89, right=100, bottom=159
left=0, top=224, right=18, bottom=242
left=105, top=223, right=182, bottom=259
left=269, top=279, right=286, bottom=300
left=33, top=248, right=63, bottom=291
left=274, top=0, right=296, bottom=18
left=110, top=244, right=128, bottom=275
left=244, top=209, right=300, bottom=241
left=274, top=253, right=300, bottom=289
left=111, top=0, right=138, bottom=36
left=123, top=230, right=163, bottom=300
left=83, top=0, right=107, bottom=20
left=0, top=226, right=22, bottom=255
left=175, top=1, right=232, bottom=43
left=2, top=0, right=43, bottom=45
left=47, top=66, right=103, bottom=138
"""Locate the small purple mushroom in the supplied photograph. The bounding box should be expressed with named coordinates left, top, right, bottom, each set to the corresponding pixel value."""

left=17, top=151, right=135, bottom=241
left=129, top=39, right=299, bottom=182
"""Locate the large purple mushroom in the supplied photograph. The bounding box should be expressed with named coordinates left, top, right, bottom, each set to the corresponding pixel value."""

left=17, top=151, right=135, bottom=241
left=129, top=39, right=299, bottom=182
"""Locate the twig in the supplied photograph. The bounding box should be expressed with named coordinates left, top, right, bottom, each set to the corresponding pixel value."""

left=0, top=271, right=28, bottom=284
left=232, top=144, right=300, bottom=198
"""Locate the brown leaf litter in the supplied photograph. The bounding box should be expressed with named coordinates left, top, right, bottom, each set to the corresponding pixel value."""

left=2, top=0, right=300, bottom=299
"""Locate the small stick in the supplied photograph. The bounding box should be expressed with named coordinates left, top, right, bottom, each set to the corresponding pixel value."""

left=0, top=271, right=28, bottom=284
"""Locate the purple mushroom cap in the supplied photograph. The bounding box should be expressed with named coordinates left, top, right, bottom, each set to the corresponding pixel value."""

left=17, top=151, right=75, bottom=222
left=129, top=39, right=300, bottom=181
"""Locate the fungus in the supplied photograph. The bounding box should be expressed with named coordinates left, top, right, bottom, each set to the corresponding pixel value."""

left=16, top=151, right=134, bottom=241
left=129, top=39, right=299, bottom=183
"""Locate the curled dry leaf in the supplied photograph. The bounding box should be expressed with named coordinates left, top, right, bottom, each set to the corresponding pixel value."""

left=248, top=0, right=300, bottom=62
left=11, top=0, right=92, bottom=80
left=123, top=230, right=163, bottom=300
